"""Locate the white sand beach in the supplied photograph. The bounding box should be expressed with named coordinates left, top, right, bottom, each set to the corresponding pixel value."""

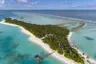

left=0, top=19, right=96, bottom=64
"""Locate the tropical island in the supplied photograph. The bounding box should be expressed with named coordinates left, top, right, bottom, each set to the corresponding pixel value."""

left=4, top=18, right=84, bottom=64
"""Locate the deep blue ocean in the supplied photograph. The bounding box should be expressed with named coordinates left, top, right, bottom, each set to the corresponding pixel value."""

left=14, top=10, right=96, bottom=21
left=0, top=10, right=96, bottom=64
left=1, top=10, right=96, bottom=21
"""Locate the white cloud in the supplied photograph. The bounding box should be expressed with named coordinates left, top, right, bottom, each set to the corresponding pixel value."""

left=28, top=1, right=38, bottom=7
left=0, top=0, right=4, bottom=4
left=17, top=0, right=28, bottom=3
left=16, top=0, right=38, bottom=7
left=0, top=0, right=5, bottom=7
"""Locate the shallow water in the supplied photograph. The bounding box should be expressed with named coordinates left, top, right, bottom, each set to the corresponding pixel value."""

left=14, top=11, right=96, bottom=60
left=12, top=12, right=79, bottom=25
left=0, top=24, right=63, bottom=64
left=0, top=10, right=96, bottom=64
left=72, top=22, right=96, bottom=59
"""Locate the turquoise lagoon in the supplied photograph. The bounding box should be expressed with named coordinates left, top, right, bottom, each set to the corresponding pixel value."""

left=0, top=22, right=63, bottom=64
left=12, top=11, right=96, bottom=61
left=0, top=12, right=64, bottom=64
left=0, top=11, right=96, bottom=64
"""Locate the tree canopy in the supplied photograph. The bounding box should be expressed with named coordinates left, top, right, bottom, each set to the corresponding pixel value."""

left=5, top=18, right=84, bottom=64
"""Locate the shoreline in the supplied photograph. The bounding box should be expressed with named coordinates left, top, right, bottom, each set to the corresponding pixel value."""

left=67, top=32, right=96, bottom=64
left=0, top=20, right=96, bottom=64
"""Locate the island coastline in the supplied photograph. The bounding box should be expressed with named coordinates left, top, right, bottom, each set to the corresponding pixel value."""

left=0, top=20, right=78, bottom=64
left=0, top=19, right=96, bottom=64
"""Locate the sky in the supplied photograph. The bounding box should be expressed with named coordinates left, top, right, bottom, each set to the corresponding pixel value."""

left=0, top=0, right=96, bottom=10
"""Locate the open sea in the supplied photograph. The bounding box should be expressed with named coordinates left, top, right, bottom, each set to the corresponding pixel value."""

left=0, top=10, right=96, bottom=64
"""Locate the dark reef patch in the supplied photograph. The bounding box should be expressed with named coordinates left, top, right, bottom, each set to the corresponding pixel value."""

left=84, top=36, right=94, bottom=40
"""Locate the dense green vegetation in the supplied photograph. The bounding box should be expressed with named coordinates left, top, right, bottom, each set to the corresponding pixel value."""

left=5, top=18, right=84, bottom=64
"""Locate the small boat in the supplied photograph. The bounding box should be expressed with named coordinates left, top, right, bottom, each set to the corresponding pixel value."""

left=84, top=36, right=94, bottom=40
left=34, top=52, right=54, bottom=63
left=34, top=55, right=43, bottom=63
